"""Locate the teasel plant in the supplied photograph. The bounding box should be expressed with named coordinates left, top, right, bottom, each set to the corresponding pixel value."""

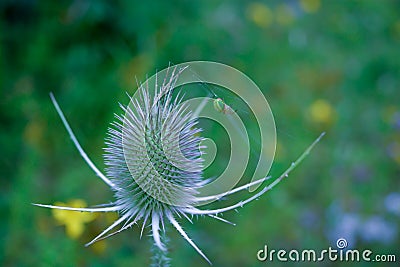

left=34, top=66, right=324, bottom=266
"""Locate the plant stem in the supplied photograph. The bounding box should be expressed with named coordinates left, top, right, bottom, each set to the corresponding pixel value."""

left=150, top=231, right=170, bottom=267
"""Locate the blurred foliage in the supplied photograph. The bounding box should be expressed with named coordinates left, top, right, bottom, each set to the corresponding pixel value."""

left=1, top=0, right=400, bottom=266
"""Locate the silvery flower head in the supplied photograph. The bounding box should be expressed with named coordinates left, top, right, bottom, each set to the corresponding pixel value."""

left=34, top=66, right=324, bottom=265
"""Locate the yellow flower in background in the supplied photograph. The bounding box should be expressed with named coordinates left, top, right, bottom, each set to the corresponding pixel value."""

left=247, top=2, right=273, bottom=28
left=274, top=141, right=285, bottom=161
left=309, top=99, right=335, bottom=124
left=393, top=20, right=400, bottom=38
left=395, top=20, right=400, bottom=32
left=91, top=240, right=107, bottom=255
left=24, top=120, right=44, bottom=148
left=300, top=0, right=321, bottom=13
left=52, top=199, right=98, bottom=239
left=275, top=4, right=294, bottom=26
left=390, top=141, right=400, bottom=165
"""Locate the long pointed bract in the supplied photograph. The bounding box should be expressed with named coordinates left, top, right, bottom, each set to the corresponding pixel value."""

left=50, top=93, right=115, bottom=188
left=207, top=214, right=236, bottom=226
left=152, top=212, right=166, bottom=251
left=32, top=203, right=121, bottom=212
left=187, top=132, right=325, bottom=215
left=93, top=213, right=143, bottom=243
left=85, top=212, right=130, bottom=247
left=195, top=176, right=272, bottom=202
left=167, top=212, right=211, bottom=265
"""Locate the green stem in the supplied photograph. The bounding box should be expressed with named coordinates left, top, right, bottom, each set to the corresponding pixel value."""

left=150, top=232, right=170, bottom=267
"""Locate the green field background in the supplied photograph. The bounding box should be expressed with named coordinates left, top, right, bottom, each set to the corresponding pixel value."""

left=1, top=1, right=399, bottom=266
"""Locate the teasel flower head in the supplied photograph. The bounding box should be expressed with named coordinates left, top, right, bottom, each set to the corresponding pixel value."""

left=34, top=66, right=324, bottom=265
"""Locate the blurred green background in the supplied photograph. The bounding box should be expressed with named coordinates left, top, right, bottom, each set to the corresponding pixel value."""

left=1, top=0, right=399, bottom=266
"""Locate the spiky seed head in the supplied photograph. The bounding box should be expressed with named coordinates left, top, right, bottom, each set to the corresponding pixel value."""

left=104, top=68, right=204, bottom=222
